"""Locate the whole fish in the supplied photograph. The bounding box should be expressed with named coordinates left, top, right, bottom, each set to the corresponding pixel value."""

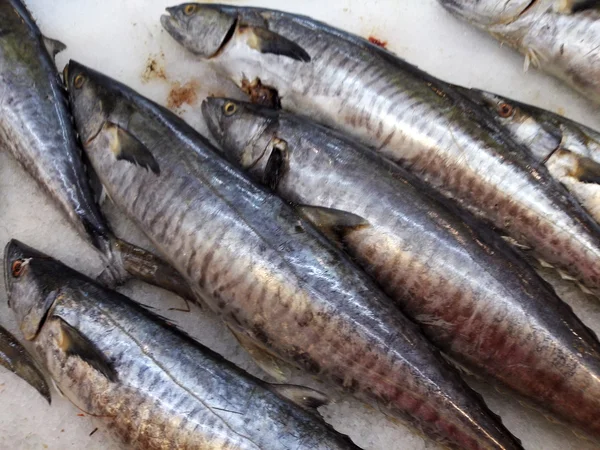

left=203, top=97, right=600, bottom=439
left=457, top=87, right=600, bottom=226
left=65, top=59, right=523, bottom=450
left=0, top=0, right=192, bottom=300
left=437, top=0, right=600, bottom=104
left=4, top=239, right=362, bottom=450
left=161, top=4, right=600, bottom=296
left=0, top=324, right=50, bottom=403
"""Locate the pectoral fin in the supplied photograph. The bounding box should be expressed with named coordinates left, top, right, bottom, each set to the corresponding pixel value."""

left=571, top=154, right=600, bottom=184
left=270, top=384, right=329, bottom=411
left=0, top=326, right=51, bottom=404
left=245, top=26, right=311, bottom=62
left=103, top=122, right=160, bottom=175
left=296, top=205, right=370, bottom=246
left=228, top=326, right=290, bottom=382
left=555, top=0, right=600, bottom=13
left=57, top=318, right=117, bottom=382
left=43, top=36, right=66, bottom=58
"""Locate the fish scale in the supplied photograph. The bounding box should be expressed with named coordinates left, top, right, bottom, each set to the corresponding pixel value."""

left=66, top=60, right=522, bottom=450
left=438, top=0, right=600, bottom=102
left=163, top=4, right=600, bottom=296
left=5, top=241, right=362, bottom=449
left=200, top=96, right=600, bottom=439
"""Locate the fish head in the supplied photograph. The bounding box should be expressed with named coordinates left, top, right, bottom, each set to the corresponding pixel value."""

left=161, top=4, right=238, bottom=58
left=4, top=240, right=63, bottom=341
left=202, top=97, right=276, bottom=171
left=438, top=0, right=536, bottom=26
left=64, top=60, right=113, bottom=146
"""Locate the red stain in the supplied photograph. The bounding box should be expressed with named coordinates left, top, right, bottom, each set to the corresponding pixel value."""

left=368, top=36, right=387, bottom=48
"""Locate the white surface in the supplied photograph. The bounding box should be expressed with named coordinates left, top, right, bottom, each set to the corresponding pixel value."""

left=1, top=1, right=600, bottom=449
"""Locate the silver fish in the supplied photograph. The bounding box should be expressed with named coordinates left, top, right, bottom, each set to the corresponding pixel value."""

left=437, top=0, right=600, bottom=103
left=161, top=4, right=600, bottom=297
left=457, top=87, right=600, bottom=225
left=4, top=239, right=361, bottom=450
left=202, top=97, right=600, bottom=440
left=65, top=60, right=523, bottom=450
left=0, top=0, right=192, bottom=301
left=0, top=323, right=50, bottom=403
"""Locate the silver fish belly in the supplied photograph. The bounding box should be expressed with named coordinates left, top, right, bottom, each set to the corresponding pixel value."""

left=202, top=97, right=600, bottom=440
left=65, top=60, right=523, bottom=450
left=4, top=239, right=360, bottom=450
left=161, top=4, right=600, bottom=296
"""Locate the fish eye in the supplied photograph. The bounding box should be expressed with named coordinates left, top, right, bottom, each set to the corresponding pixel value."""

left=184, top=4, right=197, bottom=15
left=11, top=260, right=25, bottom=278
left=74, top=74, right=86, bottom=89
left=223, top=102, right=238, bottom=116
left=498, top=102, right=514, bottom=118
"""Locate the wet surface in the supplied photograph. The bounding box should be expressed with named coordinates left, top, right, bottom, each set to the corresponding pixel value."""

left=1, top=1, right=600, bottom=449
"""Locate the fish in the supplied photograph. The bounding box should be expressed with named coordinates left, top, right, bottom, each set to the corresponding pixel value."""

left=0, top=0, right=192, bottom=301
left=456, top=87, right=600, bottom=224
left=437, top=0, right=600, bottom=103
left=202, top=97, right=600, bottom=440
left=3, top=239, right=362, bottom=450
left=64, top=59, right=524, bottom=450
left=0, top=324, right=50, bottom=403
left=161, top=4, right=600, bottom=297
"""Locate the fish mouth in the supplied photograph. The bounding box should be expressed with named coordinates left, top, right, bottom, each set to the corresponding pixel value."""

left=160, top=12, right=183, bottom=42
left=161, top=8, right=238, bottom=59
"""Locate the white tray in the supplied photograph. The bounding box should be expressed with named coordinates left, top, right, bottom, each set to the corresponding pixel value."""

left=1, top=1, right=599, bottom=449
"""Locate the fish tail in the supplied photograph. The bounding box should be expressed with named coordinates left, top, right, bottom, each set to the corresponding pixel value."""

left=98, top=237, right=195, bottom=303
left=0, top=326, right=51, bottom=404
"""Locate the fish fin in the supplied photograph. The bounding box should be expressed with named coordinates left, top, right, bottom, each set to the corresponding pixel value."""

left=227, top=326, right=290, bottom=382
left=43, top=36, right=66, bottom=58
left=263, top=138, right=288, bottom=191
left=80, top=147, right=109, bottom=207
left=103, top=122, right=160, bottom=175
left=500, top=235, right=532, bottom=250
left=570, top=154, right=600, bottom=184
left=57, top=318, right=118, bottom=382
left=578, top=282, right=594, bottom=295
left=270, top=384, right=329, bottom=410
left=558, top=269, right=578, bottom=281
left=0, top=328, right=51, bottom=404
left=536, top=258, right=555, bottom=268
left=296, top=205, right=370, bottom=246
left=51, top=378, right=65, bottom=399
left=110, top=237, right=196, bottom=303
left=245, top=26, right=311, bottom=62
left=555, top=0, right=600, bottom=13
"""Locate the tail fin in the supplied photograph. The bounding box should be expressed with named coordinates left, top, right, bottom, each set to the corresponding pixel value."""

left=98, top=237, right=196, bottom=303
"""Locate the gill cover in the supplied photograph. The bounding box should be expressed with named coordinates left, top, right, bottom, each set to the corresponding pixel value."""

left=161, top=4, right=310, bottom=61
